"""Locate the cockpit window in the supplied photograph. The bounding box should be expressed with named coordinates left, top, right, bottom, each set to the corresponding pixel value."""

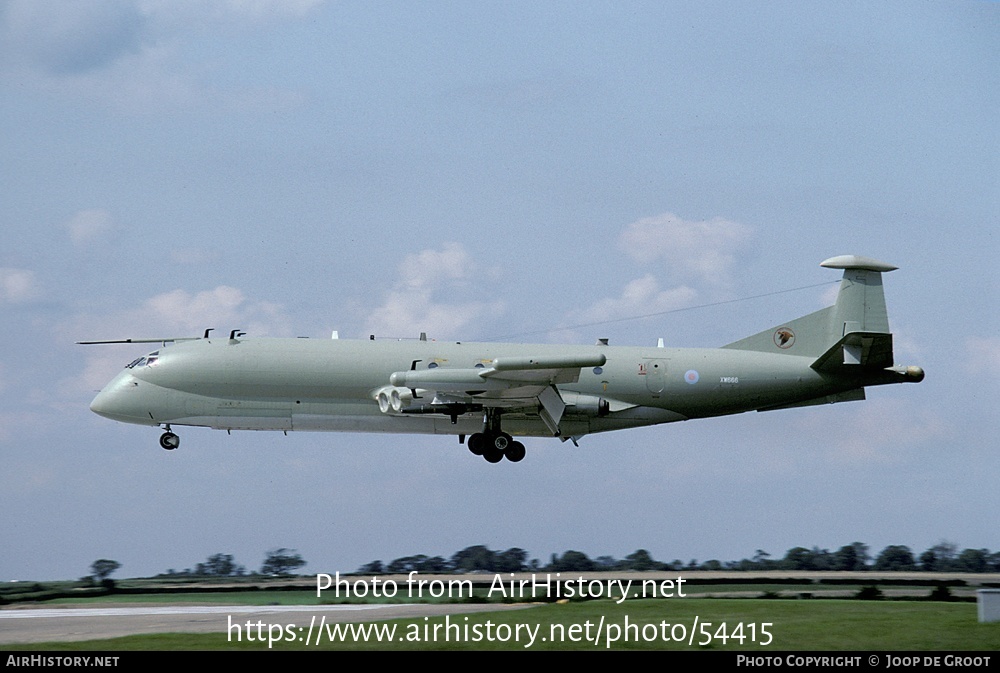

left=125, top=351, right=159, bottom=369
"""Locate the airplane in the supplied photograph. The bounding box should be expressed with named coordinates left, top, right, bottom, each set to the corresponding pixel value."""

left=82, top=255, right=924, bottom=463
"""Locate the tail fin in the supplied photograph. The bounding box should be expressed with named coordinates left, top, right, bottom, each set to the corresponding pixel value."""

left=723, top=255, right=898, bottom=368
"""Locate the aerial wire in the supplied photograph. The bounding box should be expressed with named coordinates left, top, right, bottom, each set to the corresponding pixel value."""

left=485, top=280, right=839, bottom=342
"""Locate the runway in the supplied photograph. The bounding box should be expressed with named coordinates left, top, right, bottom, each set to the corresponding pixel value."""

left=0, top=603, right=535, bottom=645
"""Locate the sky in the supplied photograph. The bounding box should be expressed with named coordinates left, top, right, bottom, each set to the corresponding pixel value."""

left=1, top=1, right=997, bottom=581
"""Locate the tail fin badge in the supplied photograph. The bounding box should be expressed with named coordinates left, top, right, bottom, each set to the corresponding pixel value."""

left=773, top=328, right=796, bottom=349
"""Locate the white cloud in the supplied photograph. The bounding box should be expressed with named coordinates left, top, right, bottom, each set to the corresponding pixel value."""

left=556, top=275, right=698, bottom=340
left=140, top=286, right=289, bottom=337
left=65, top=209, right=115, bottom=245
left=66, top=285, right=293, bottom=397
left=0, top=268, right=40, bottom=303
left=618, top=212, right=753, bottom=288
left=364, top=243, right=503, bottom=339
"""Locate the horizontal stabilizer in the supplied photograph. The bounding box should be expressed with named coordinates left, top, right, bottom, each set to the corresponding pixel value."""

left=811, top=332, right=893, bottom=372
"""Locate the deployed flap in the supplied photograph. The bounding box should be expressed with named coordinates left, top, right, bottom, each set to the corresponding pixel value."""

left=811, top=332, right=893, bottom=372
left=537, top=385, right=566, bottom=436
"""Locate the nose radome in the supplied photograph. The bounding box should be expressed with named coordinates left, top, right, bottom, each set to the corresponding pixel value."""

left=89, top=388, right=117, bottom=419
left=88, top=373, right=148, bottom=424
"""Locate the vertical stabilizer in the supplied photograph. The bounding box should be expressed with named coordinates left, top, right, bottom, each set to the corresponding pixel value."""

left=723, top=255, right=898, bottom=362
left=819, top=255, right=897, bottom=336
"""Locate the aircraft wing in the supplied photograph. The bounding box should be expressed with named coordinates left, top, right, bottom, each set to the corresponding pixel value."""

left=387, top=353, right=607, bottom=435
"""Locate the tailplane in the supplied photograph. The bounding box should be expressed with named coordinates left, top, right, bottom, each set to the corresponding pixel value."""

left=723, top=255, right=898, bottom=368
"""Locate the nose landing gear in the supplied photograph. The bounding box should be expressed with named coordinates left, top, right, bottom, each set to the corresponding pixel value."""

left=159, top=426, right=180, bottom=450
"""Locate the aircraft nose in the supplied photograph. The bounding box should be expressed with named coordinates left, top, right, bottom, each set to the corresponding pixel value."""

left=89, top=388, right=120, bottom=419
left=89, top=373, right=152, bottom=424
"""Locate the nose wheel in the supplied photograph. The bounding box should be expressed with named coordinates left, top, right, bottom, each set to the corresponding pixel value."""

left=159, top=429, right=180, bottom=450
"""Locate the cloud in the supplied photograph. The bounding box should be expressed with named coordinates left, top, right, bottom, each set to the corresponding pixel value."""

left=141, top=286, right=289, bottom=337
left=65, top=285, right=293, bottom=400
left=2, top=0, right=146, bottom=76
left=0, top=0, right=325, bottom=112
left=618, top=212, right=753, bottom=288
left=556, top=275, right=699, bottom=340
left=65, top=209, right=115, bottom=245
left=0, top=268, right=40, bottom=303
left=363, top=243, right=504, bottom=339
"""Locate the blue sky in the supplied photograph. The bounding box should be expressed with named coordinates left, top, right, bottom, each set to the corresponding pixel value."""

left=1, top=1, right=997, bottom=580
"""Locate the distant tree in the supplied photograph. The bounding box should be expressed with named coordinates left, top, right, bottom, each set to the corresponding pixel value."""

left=420, top=556, right=449, bottom=572
left=811, top=547, right=834, bottom=570
left=833, top=543, right=869, bottom=571
left=549, top=550, right=595, bottom=572
left=450, top=545, right=497, bottom=572
left=833, top=545, right=859, bottom=571
left=922, top=541, right=958, bottom=571
left=734, top=549, right=776, bottom=571
left=261, top=548, right=306, bottom=576
left=593, top=555, right=620, bottom=570
left=495, top=548, right=528, bottom=573
left=623, top=549, right=657, bottom=571
left=782, top=547, right=817, bottom=570
left=90, top=559, right=121, bottom=582
left=387, top=555, right=427, bottom=573
left=357, top=560, right=384, bottom=574
left=700, top=559, right=723, bottom=570
left=956, top=548, right=989, bottom=573
left=918, top=549, right=939, bottom=572
left=195, top=553, right=245, bottom=577
left=873, top=545, right=915, bottom=571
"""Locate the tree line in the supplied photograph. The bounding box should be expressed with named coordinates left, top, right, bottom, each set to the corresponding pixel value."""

left=357, top=541, right=1000, bottom=575
left=86, top=540, right=999, bottom=582
left=84, top=548, right=306, bottom=583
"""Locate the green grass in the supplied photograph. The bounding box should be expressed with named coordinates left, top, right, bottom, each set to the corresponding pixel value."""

left=13, top=598, right=1000, bottom=651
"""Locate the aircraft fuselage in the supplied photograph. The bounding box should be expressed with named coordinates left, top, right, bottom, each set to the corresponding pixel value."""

left=90, top=336, right=900, bottom=438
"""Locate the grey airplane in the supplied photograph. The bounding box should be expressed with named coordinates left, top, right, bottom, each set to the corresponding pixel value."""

left=83, top=255, right=924, bottom=463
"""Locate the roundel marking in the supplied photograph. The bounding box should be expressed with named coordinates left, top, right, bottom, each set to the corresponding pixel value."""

left=773, top=327, right=795, bottom=349
left=684, top=370, right=700, bottom=384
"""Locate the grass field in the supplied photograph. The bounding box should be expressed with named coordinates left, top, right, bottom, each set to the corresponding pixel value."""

left=13, top=598, right=1000, bottom=651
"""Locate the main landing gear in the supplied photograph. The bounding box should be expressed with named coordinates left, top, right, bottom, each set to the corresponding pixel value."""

left=466, top=432, right=526, bottom=463
left=159, top=425, right=180, bottom=450
left=465, top=409, right=525, bottom=463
